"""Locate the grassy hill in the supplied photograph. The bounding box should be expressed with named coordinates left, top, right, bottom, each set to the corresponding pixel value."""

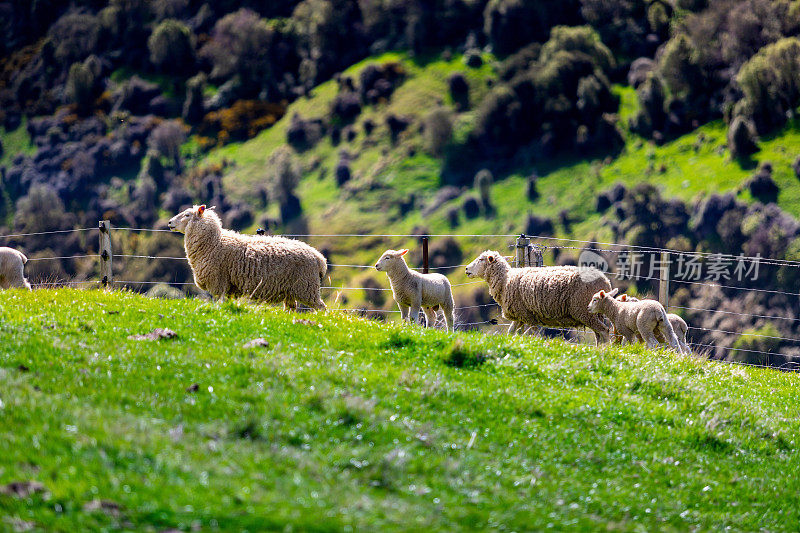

left=1, top=289, right=799, bottom=530
left=191, top=51, right=800, bottom=311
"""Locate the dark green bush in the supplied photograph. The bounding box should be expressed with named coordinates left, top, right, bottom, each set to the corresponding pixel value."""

left=148, top=19, right=195, bottom=74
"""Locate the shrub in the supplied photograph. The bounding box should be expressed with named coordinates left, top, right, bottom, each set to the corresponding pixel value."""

left=793, top=156, right=800, bottom=180
left=334, top=159, right=351, bottom=186
left=463, top=196, right=481, bottom=219
left=736, top=37, right=800, bottom=134
left=200, top=9, right=272, bottom=91
left=728, top=115, right=759, bottom=159
left=286, top=113, right=325, bottom=151
left=429, top=237, right=463, bottom=274
left=147, top=120, right=186, bottom=167
left=183, top=73, right=205, bottom=123
left=447, top=72, right=470, bottom=111
left=65, top=61, right=97, bottom=115
left=423, top=107, right=453, bottom=156
left=474, top=169, right=493, bottom=212
left=386, top=114, right=411, bottom=143
left=48, top=12, right=101, bottom=64
left=746, top=163, right=779, bottom=202
left=463, top=49, right=483, bottom=68
left=483, top=0, right=581, bottom=55
left=201, top=100, right=285, bottom=142
left=526, top=173, right=538, bottom=201
left=358, top=62, right=405, bottom=104
left=658, top=34, right=704, bottom=101
left=267, top=145, right=302, bottom=221
left=525, top=214, right=554, bottom=236
left=148, top=19, right=195, bottom=73
left=330, top=91, right=362, bottom=124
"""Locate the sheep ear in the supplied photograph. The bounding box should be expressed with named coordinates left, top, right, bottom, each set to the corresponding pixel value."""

left=197, top=205, right=206, bottom=216
left=609, top=287, right=619, bottom=297
left=399, top=249, right=408, bottom=256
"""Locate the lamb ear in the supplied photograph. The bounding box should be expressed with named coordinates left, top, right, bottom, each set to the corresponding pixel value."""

left=609, top=287, right=619, bottom=297
left=197, top=204, right=206, bottom=216
left=399, top=249, right=409, bottom=256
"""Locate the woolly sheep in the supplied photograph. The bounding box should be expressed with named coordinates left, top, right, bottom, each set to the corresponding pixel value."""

left=587, top=288, right=685, bottom=353
left=0, top=247, right=31, bottom=290
left=465, top=251, right=612, bottom=344
left=375, top=249, right=455, bottom=331
left=168, top=204, right=327, bottom=309
left=616, top=294, right=690, bottom=353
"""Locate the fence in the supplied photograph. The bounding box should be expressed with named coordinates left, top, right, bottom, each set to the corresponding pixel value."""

left=3, top=222, right=800, bottom=373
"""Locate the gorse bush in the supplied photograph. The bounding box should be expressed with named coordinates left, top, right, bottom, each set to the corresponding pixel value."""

left=423, top=107, right=453, bottom=157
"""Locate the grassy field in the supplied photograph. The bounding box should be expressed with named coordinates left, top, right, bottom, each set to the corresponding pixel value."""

left=1, top=289, right=799, bottom=531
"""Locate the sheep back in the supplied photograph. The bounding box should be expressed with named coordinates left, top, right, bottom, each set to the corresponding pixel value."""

left=501, top=266, right=611, bottom=329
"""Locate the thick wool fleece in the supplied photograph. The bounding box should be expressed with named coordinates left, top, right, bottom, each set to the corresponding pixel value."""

left=467, top=251, right=611, bottom=343
left=616, top=295, right=690, bottom=352
left=375, top=250, right=455, bottom=331
left=589, top=291, right=683, bottom=352
left=0, top=247, right=31, bottom=289
left=178, top=207, right=326, bottom=308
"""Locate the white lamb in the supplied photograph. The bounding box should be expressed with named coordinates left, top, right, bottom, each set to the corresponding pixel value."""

left=375, top=249, right=455, bottom=332
left=168, top=204, right=327, bottom=309
left=0, top=247, right=31, bottom=290
left=587, top=288, right=686, bottom=353
left=465, top=250, right=612, bottom=344
left=616, top=294, right=690, bottom=353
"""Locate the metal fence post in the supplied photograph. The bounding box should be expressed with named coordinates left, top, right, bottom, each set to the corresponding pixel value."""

left=659, top=251, right=670, bottom=309
left=422, top=236, right=429, bottom=274
left=99, top=220, right=113, bottom=287
left=515, top=234, right=530, bottom=267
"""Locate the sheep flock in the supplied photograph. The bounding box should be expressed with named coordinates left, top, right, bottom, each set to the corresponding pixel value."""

left=3, top=204, right=692, bottom=354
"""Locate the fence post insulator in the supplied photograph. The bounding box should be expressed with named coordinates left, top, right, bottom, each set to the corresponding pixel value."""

left=256, top=228, right=266, bottom=235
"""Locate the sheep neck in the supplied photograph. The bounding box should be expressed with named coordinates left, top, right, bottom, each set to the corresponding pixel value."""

left=184, top=217, right=222, bottom=260
left=385, top=259, right=413, bottom=283
left=485, top=260, right=511, bottom=304
left=597, top=297, right=622, bottom=322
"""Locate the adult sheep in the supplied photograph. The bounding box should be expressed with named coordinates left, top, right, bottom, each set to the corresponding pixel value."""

left=465, top=250, right=612, bottom=344
left=0, top=247, right=31, bottom=290
left=168, top=204, right=327, bottom=309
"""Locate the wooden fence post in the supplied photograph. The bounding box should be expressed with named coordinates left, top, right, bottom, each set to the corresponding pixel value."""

left=659, top=251, right=670, bottom=309
left=99, top=220, right=112, bottom=287
left=422, top=236, right=429, bottom=274
left=515, top=234, right=530, bottom=267
left=529, top=243, right=544, bottom=267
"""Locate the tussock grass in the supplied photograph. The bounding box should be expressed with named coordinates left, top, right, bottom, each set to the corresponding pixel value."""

left=0, top=289, right=799, bottom=530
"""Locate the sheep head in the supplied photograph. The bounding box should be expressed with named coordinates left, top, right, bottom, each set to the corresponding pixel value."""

left=168, top=204, right=218, bottom=233
left=375, top=249, right=408, bottom=272
left=465, top=250, right=503, bottom=279
left=588, top=288, right=619, bottom=313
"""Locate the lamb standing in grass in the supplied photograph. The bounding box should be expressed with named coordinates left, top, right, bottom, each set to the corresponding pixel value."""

left=465, top=250, right=612, bottom=344
left=587, top=288, right=685, bottom=353
left=375, top=249, right=455, bottom=332
left=616, top=294, right=690, bottom=353
left=169, top=204, right=327, bottom=309
left=0, top=247, right=31, bottom=290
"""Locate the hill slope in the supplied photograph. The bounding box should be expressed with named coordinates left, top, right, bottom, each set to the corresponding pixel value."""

left=1, top=290, right=798, bottom=530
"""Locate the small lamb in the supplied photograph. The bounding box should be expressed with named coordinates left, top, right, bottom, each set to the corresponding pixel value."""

left=375, top=249, right=455, bottom=331
left=169, top=204, right=327, bottom=309
left=465, top=250, right=612, bottom=343
left=616, top=294, right=690, bottom=353
left=588, top=288, right=685, bottom=353
left=0, top=247, right=31, bottom=290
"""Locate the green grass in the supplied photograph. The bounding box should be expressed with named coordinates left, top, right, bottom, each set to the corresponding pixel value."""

left=0, top=117, right=35, bottom=167
left=1, top=290, right=799, bottom=530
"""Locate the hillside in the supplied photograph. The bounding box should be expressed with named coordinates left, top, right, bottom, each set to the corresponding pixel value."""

left=0, top=289, right=799, bottom=530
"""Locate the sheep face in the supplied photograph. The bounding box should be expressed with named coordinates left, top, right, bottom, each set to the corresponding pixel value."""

left=168, top=205, right=209, bottom=233
left=375, top=249, right=408, bottom=271
left=465, top=251, right=500, bottom=278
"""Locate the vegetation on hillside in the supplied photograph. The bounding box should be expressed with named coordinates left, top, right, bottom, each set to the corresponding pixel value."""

left=0, top=289, right=799, bottom=530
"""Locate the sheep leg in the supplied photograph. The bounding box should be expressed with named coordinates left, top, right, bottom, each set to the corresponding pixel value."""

left=408, top=303, right=421, bottom=326
left=658, top=320, right=683, bottom=353
left=423, top=307, right=437, bottom=329
left=507, top=320, right=524, bottom=335
left=397, top=303, right=409, bottom=321
left=443, top=305, right=454, bottom=333
left=283, top=299, right=297, bottom=311
left=585, top=314, right=611, bottom=345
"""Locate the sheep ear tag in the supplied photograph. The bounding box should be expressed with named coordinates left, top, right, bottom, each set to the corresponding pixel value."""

left=620, top=294, right=627, bottom=301
left=399, top=249, right=409, bottom=256
left=487, top=255, right=495, bottom=263
left=197, top=205, right=206, bottom=216
left=599, top=290, right=605, bottom=297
